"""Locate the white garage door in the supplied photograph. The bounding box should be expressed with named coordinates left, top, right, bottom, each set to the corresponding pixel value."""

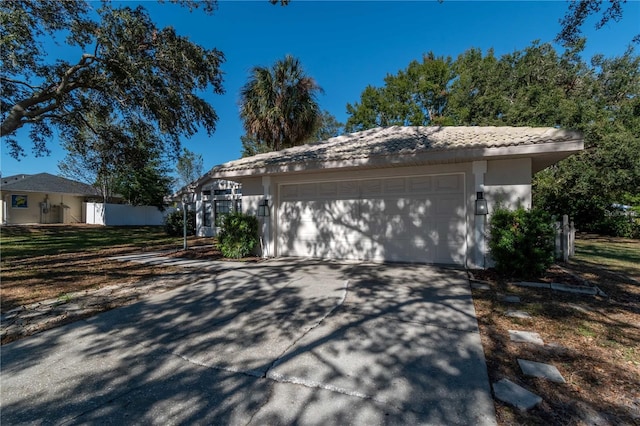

left=277, top=174, right=466, bottom=264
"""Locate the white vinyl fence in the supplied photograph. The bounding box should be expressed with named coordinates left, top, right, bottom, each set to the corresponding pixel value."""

left=83, top=202, right=171, bottom=226
left=554, top=214, right=576, bottom=262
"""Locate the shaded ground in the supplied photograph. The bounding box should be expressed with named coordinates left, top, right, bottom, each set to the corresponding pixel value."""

left=1, top=227, right=638, bottom=424
left=471, top=234, right=640, bottom=425
left=1, top=225, right=213, bottom=311
left=1, top=261, right=496, bottom=425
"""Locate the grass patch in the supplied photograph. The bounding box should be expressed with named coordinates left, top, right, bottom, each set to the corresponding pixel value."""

left=0, top=225, right=181, bottom=259
left=0, top=225, right=211, bottom=311
left=573, top=233, right=640, bottom=281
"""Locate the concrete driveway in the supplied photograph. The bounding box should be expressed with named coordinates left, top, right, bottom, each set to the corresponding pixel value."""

left=1, top=260, right=496, bottom=425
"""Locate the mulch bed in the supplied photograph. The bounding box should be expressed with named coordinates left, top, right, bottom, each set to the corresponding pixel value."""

left=470, top=262, right=640, bottom=425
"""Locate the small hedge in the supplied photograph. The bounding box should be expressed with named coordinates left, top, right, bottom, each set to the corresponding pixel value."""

left=217, top=212, right=259, bottom=259
left=488, top=206, right=555, bottom=277
left=164, top=209, right=196, bottom=237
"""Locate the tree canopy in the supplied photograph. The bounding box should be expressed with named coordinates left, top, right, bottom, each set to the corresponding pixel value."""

left=58, top=112, right=174, bottom=208
left=345, top=42, right=640, bottom=236
left=239, top=55, right=323, bottom=151
left=175, top=147, right=204, bottom=188
left=345, top=53, right=454, bottom=132
left=1, top=0, right=224, bottom=159
left=557, top=0, right=639, bottom=46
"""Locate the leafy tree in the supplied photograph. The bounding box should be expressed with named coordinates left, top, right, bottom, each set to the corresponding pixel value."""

left=311, top=110, right=344, bottom=141
left=240, top=134, right=274, bottom=158
left=239, top=55, right=323, bottom=151
left=345, top=42, right=640, bottom=235
left=1, top=0, right=224, bottom=159
left=176, top=147, right=204, bottom=188
left=58, top=111, right=174, bottom=209
left=557, top=0, right=639, bottom=47
left=113, top=158, right=174, bottom=210
left=57, top=112, right=125, bottom=203
left=533, top=48, right=640, bottom=233
left=345, top=53, right=455, bottom=132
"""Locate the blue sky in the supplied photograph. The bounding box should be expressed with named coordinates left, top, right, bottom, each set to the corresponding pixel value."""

left=2, top=0, right=639, bottom=180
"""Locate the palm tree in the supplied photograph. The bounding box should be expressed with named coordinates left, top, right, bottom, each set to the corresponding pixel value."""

left=239, top=55, right=323, bottom=151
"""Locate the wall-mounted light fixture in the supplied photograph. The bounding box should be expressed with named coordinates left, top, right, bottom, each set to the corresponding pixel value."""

left=475, top=191, right=488, bottom=216
left=257, top=199, right=270, bottom=217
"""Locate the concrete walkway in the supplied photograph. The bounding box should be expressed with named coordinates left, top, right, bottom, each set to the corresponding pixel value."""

left=1, top=260, right=496, bottom=425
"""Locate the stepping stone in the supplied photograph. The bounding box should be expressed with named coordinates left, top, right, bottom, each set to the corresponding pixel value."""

left=471, top=282, right=491, bottom=290
left=492, top=378, right=542, bottom=411
left=550, top=283, right=597, bottom=295
left=505, top=310, right=532, bottom=319
left=509, top=330, right=544, bottom=345
left=518, top=359, right=566, bottom=383
left=500, top=294, right=521, bottom=303
left=516, top=281, right=551, bottom=289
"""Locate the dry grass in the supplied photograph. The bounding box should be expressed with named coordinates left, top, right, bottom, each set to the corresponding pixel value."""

left=472, top=234, right=640, bottom=425
left=0, top=225, right=211, bottom=311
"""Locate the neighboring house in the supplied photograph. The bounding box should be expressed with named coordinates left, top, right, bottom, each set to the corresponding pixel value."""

left=192, top=126, right=584, bottom=268
left=173, top=179, right=242, bottom=237
left=0, top=173, right=100, bottom=225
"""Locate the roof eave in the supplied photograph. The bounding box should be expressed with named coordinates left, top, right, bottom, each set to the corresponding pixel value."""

left=206, top=140, right=585, bottom=180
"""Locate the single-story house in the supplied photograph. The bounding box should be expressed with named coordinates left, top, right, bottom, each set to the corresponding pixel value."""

left=192, top=126, right=584, bottom=268
left=0, top=173, right=100, bottom=225
left=173, top=179, right=242, bottom=237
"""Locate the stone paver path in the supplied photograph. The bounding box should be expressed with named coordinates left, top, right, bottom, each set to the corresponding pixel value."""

left=492, top=379, right=542, bottom=411
left=508, top=330, right=544, bottom=345
left=518, top=359, right=566, bottom=383
left=505, top=310, right=532, bottom=319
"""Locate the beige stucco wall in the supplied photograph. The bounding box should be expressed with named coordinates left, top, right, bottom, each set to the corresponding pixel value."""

left=484, top=158, right=532, bottom=211
left=0, top=191, right=85, bottom=224
left=222, top=157, right=533, bottom=267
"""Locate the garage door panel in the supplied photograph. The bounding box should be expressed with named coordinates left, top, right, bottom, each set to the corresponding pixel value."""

left=278, top=174, right=465, bottom=264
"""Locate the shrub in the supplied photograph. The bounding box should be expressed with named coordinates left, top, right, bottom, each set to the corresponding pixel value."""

left=217, top=212, right=259, bottom=259
left=164, top=208, right=196, bottom=237
left=488, top=206, right=555, bottom=277
left=597, top=214, right=640, bottom=238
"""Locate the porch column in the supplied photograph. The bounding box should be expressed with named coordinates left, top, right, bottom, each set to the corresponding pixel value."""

left=472, top=161, right=488, bottom=268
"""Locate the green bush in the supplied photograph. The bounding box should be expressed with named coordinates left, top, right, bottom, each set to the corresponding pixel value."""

left=217, top=212, right=259, bottom=259
left=597, top=215, right=640, bottom=238
left=164, top=209, right=196, bottom=236
left=488, top=206, right=555, bottom=277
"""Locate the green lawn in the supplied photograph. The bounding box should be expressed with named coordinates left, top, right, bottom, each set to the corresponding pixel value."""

left=573, top=234, right=640, bottom=280
left=0, top=225, right=188, bottom=260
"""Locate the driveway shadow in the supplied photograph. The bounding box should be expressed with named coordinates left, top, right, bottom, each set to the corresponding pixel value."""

left=1, top=260, right=496, bottom=425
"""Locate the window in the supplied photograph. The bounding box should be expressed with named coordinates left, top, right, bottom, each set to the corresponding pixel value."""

left=11, top=195, right=28, bottom=208
left=214, top=189, right=232, bottom=196
left=203, top=201, right=212, bottom=227
left=215, top=200, right=232, bottom=226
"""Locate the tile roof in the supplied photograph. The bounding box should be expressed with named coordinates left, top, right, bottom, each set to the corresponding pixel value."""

left=1, top=173, right=100, bottom=196
left=208, top=126, right=582, bottom=175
